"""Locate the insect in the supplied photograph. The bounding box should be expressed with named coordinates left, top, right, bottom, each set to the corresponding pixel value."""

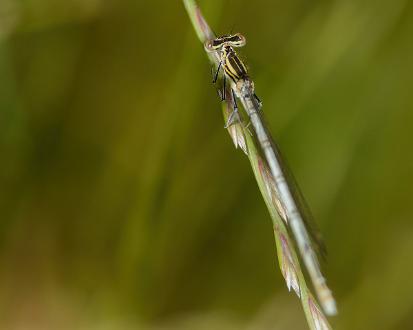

left=205, top=33, right=261, bottom=127
left=205, top=33, right=336, bottom=315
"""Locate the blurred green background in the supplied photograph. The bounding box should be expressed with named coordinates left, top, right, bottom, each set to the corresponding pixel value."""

left=1, top=0, right=413, bottom=329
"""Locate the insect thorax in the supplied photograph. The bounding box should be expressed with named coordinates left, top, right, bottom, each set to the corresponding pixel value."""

left=222, top=46, right=249, bottom=83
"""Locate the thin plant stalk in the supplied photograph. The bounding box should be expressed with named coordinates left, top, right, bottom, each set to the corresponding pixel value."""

left=183, top=1, right=336, bottom=328
left=238, top=84, right=336, bottom=316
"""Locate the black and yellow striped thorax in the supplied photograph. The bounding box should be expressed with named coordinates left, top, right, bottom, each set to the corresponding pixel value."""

left=222, top=45, right=249, bottom=83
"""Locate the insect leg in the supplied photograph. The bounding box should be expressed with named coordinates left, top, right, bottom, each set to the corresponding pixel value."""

left=254, top=93, right=263, bottom=109
left=221, top=73, right=226, bottom=101
left=212, top=61, right=222, bottom=84
left=225, top=89, right=240, bottom=128
left=215, top=71, right=227, bottom=101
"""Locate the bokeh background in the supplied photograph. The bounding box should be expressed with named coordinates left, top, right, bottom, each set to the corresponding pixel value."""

left=1, top=0, right=413, bottom=329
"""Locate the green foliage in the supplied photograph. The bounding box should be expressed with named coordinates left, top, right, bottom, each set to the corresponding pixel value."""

left=0, top=0, right=413, bottom=329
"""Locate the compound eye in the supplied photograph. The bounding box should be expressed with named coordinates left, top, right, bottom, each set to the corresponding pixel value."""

left=230, top=33, right=246, bottom=47
left=204, top=40, right=215, bottom=52
left=204, top=39, right=223, bottom=52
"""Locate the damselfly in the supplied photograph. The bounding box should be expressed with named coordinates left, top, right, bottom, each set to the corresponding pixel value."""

left=205, top=33, right=261, bottom=127
left=205, top=33, right=337, bottom=315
